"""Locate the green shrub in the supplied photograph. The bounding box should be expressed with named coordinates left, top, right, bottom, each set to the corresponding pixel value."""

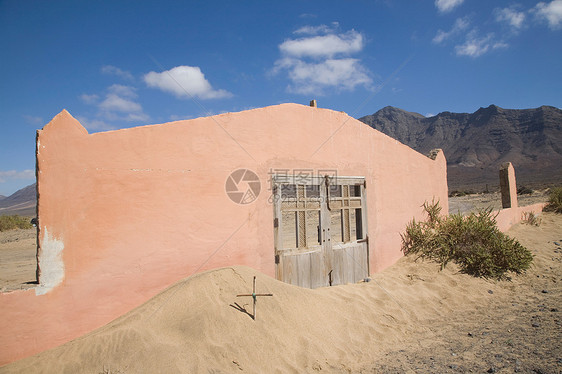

left=401, top=200, right=533, bottom=279
left=0, top=215, right=33, bottom=231
left=544, top=187, right=562, bottom=213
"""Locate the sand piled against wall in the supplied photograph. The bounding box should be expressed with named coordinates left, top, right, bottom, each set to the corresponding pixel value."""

left=2, top=213, right=561, bottom=373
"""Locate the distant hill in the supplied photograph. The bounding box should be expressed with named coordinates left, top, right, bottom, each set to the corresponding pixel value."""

left=359, top=105, right=562, bottom=191
left=0, top=183, right=36, bottom=216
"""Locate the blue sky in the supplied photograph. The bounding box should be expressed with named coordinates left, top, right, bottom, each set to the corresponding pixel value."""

left=1, top=0, right=561, bottom=196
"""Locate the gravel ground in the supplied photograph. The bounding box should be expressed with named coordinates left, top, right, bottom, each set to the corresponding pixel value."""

left=361, top=213, right=562, bottom=374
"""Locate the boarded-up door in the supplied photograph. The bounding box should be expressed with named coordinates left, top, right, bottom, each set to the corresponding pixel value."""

left=273, top=175, right=369, bottom=288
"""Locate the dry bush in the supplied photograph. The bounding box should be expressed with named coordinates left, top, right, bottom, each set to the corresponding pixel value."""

left=522, top=211, right=541, bottom=226
left=544, top=187, right=562, bottom=213
left=401, top=200, right=533, bottom=280
left=0, top=215, right=33, bottom=231
left=517, top=186, right=533, bottom=195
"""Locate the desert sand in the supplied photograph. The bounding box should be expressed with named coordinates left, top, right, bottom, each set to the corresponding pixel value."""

left=0, top=228, right=36, bottom=292
left=448, top=189, right=551, bottom=215
left=1, top=211, right=560, bottom=373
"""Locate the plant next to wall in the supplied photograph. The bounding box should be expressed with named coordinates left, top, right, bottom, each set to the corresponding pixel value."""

left=544, top=186, right=562, bottom=213
left=401, top=200, right=533, bottom=280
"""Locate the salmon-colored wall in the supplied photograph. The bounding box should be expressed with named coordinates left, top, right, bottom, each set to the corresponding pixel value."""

left=0, top=103, right=448, bottom=365
left=495, top=163, right=544, bottom=231
left=495, top=203, right=546, bottom=232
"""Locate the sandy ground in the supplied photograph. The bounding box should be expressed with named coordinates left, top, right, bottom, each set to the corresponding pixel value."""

left=1, top=211, right=560, bottom=373
left=367, top=212, right=562, bottom=374
left=0, top=228, right=37, bottom=292
left=448, top=189, right=550, bottom=215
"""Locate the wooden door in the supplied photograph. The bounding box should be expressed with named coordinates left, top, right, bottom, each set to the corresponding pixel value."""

left=273, top=176, right=369, bottom=288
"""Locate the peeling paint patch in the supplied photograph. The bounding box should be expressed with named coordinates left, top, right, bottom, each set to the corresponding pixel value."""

left=35, top=228, right=64, bottom=295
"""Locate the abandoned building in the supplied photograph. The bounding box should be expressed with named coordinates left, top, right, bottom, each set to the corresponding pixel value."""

left=2, top=102, right=453, bottom=363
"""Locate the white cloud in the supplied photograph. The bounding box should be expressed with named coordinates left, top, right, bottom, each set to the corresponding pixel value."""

left=279, top=30, right=363, bottom=58
left=78, top=68, right=150, bottom=131
left=76, top=116, right=114, bottom=131
left=275, top=58, right=372, bottom=95
left=101, top=65, right=134, bottom=81
left=433, top=30, right=449, bottom=44
left=81, top=84, right=149, bottom=128
left=273, top=26, right=372, bottom=95
left=435, top=2, right=560, bottom=58
left=455, top=33, right=506, bottom=57
left=495, top=7, right=526, bottom=30
left=435, top=0, right=464, bottom=13
left=107, top=84, right=137, bottom=98
left=0, top=170, right=35, bottom=183
left=169, top=114, right=196, bottom=121
left=99, top=93, right=142, bottom=113
left=98, top=85, right=146, bottom=118
left=492, top=41, right=509, bottom=50
left=455, top=35, right=491, bottom=57
left=534, top=0, right=562, bottom=29
left=433, top=17, right=470, bottom=44
left=143, top=66, right=232, bottom=99
left=124, top=112, right=150, bottom=122
left=79, top=93, right=99, bottom=104
left=294, top=23, right=337, bottom=35
left=22, top=115, right=44, bottom=125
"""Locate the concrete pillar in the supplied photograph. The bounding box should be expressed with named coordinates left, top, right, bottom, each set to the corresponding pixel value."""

left=499, top=162, right=518, bottom=209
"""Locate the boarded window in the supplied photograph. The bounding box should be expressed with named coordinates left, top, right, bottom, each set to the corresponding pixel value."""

left=279, top=183, right=322, bottom=250
left=328, top=182, right=363, bottom=244
left=277, top=178, right=365, bottom=249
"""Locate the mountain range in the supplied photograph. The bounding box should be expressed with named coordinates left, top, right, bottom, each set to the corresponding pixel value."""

left=359, top=105, right=562, bottom=191
left=0, top=183, right=36, bottom=216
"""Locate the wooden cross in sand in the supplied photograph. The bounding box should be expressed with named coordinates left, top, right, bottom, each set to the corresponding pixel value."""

left=236, top=276, right=273, bottom=320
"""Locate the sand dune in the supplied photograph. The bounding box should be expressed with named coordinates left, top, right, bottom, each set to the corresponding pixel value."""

left=1, top=213, right=561, bottom=373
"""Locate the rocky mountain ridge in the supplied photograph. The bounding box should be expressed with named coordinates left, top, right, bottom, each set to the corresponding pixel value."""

left=0, top=183, right=36, bottom=216
left=359, top=105, right=562, bottom=190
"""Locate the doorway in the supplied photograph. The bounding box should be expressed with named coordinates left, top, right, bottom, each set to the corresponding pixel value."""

left=273, top=175, right=369, bottom=288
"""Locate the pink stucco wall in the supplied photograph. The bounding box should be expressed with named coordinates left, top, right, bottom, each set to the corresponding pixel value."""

left=0, top=103, right=448, bottom=365
left=495, top=203, right=546, bottom=232
left=495, top=162, right=544, bottom=231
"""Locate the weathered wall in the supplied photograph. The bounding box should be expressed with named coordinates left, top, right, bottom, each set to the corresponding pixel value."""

left=0, top=103, right=448, bottom=364
left=499, top=162, right=518, bottom=209
left=496, top=161, right=544, bottom=231
left=495, top=203, right=546, bottom=232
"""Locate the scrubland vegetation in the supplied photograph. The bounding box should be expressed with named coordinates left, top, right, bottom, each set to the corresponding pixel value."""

left=401, top=201, right=533, bottom=280
left=0, top=215, right=33, bottom=232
